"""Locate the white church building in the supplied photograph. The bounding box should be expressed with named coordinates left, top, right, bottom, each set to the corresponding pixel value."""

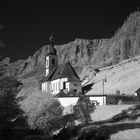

left=41, top=35, right=82, bottom=97
left=40, top=35, right=107, bottom=106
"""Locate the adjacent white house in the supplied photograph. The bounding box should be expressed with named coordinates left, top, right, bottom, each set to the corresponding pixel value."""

left=40, top=35, right=82, bottom=96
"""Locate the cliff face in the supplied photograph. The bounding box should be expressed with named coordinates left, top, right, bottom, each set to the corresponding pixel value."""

left=1, top=11, right=140, bottom=85
left=3, top=38, right=109, bottom=80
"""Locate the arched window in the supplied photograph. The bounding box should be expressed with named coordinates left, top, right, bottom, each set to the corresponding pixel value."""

left=52, top=58, right=55, bottom=65
left=63, top=82, right=66, bottom=89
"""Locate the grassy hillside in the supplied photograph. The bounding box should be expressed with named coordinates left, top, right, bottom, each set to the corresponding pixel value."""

left=91, top=105, right=133, bottom=122
left=84, top=56, right=140, bottom=95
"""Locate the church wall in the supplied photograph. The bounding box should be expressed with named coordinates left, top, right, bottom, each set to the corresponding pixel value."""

left=42, top=83, right=45, bottom=91
left=66, top=82, right=70, bottom=92
left=45, top=56, right=49, bottom=76
left=60, top=78, right=68, bottom=90
left=42, top=82, right=48, bottom=92
left=51, top=79, right=60, bottom=94
left=69, top=82, right=82, bottom=94
left=46, top=56, right=49, bottom=68
left=46, top=69, right=49, bottom=76
left=45, top=54, right=58, bottom=76
left=48, top=54, right=58, bottom=71
left=41, top=82, right=51, bottom=93
left=51, top=78, right=70, bottom=94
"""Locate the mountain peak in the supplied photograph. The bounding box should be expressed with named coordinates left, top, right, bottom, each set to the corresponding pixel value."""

left=119, top=11, right=140, bottom=35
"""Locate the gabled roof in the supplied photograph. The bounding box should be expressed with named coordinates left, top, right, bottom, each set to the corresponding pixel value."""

left=51, top=62, right=81, bottom=82
left=135, top=88, right=140, bottom=94
left=67, top=89, right=78, bottom=96
left=54, top=90, right=68, bottom=97
left=41, top=62, right=81, bottom=83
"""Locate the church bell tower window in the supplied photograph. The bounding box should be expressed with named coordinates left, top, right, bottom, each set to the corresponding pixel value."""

left=52, top=58, right=55, bottom=65
left=63, top=82, right=66, bottom=89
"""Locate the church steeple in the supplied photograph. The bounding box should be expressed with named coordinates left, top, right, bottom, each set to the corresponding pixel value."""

left=45, top=34, right=58, bottom=76
left=47, top=34, right=57, bottom=56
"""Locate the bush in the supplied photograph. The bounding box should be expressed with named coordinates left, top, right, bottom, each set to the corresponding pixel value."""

left=19, top=88, right=63, bottom=134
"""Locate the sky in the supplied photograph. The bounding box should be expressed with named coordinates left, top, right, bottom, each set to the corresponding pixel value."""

left=0, top=1, right=140, bottom=62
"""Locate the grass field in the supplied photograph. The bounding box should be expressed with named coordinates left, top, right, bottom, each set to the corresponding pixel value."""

left=89, top=104, right=140, bottom=140
left=91, top=105, right=133, bottom=122
left=110, top=128, right=140, bottom=140
left=84, top=56, right=140, bottom=96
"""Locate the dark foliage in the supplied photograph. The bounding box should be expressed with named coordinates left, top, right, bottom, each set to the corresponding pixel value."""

left=77, top=127, right=110, bottom=140
left=53, top=125, right=82, bottom=140
left=0, top=76, right=25, bottom=129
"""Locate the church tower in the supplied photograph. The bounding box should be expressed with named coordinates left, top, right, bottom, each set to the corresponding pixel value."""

left=45, top=34, right=58, bottom=76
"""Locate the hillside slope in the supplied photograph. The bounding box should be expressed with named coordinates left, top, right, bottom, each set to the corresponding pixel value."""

left=85, top=56, right=140, bottom=95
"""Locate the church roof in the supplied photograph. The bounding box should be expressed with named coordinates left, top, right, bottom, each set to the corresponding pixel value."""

left=51, top=62, right=81, bottom=81
left=41, top=62, right=81, bottom=83
left=40, top=68, right=56, bottom=83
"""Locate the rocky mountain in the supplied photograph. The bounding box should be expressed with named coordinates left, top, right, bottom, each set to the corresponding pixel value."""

left=1, top=11, right=140, bottom=90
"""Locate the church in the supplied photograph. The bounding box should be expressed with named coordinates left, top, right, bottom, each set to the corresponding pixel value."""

left=41, top=35, right=82, bottom=96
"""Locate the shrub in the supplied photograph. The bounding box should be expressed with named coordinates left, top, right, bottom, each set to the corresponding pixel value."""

left=19, top=88, right=63, bottom=134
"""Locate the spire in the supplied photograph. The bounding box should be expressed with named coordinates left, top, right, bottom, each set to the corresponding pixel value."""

left=47, top=33, right=57, bottom=56
left=49, top=34, right=54, bottom=46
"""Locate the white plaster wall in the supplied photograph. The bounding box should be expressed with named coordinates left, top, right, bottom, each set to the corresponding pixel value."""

left=66, top=82, right=70, bottom=92
left=45, top=55, right=58, bottom=76
left=42, top=82, right=51, bottom=93
left=47, top=81, right=51, bottom=93
left=46, top=69, right=49, bottom=76
left=48, top=54, right=58, bottom=70
left=60, top=78, right=68, bottom=90
left=42, top=83, right=45, bottom=91
left=42, top=82, right=48, bottom=92
left=49, top=78, right=82, bottom=95
left=89, top=96, right=106, bottom=105
left=51, top=79, right=60, bottom=94
left=51, top=78, right=69, bottom=94
left=45, top=56, right=49, bottom=76
left=55, top=96, right=106, bottom=107
left=56, top=97, right=79, bottom=107
left=46, top=56, right=49, bottom=68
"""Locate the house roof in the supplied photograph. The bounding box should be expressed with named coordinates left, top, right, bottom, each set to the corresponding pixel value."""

left=135, top=88, right=140, bottom=94
left=41, top=62, right=81, bottom=83
left=54, top=90, right=68, bottom=97
left=67, top=89, right=79, bottom=96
